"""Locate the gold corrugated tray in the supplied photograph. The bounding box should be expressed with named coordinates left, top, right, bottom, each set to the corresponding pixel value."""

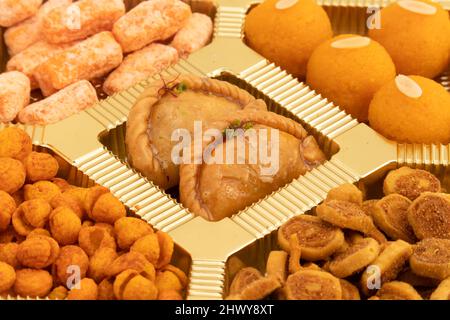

left=0, top=123, right=192, bottom=300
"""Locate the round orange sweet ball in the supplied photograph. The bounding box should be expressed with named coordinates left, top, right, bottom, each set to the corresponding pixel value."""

left=368, top=75, right=450, bottom=144
left=368, top=0, right=450, bottom=78
left=244, top=0, right=333, bottom=78
left=306, top=34, right=396, bottom=122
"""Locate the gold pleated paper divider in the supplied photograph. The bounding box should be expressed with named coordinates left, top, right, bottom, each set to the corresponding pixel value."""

left=214, top=5, right=246, bottom=38
left=188, top=260, right=227, bottom=300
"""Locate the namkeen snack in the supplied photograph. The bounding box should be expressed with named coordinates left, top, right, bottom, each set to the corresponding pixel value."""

left=228, top=167, right=449, bottom=300
left=18, top=80, right=99, bottom=125
left=368, top=75, right=450, bottom=144
left=0, top=71, right=30, bottom=123
left=245, top=0, right=332, bottom=78
left=33, top=31, right=123, bottom=96
left=0, top=127, right=187, bottom=300
left=4, top=0, right=72, bottom=56
left=113, top=0, right=192, bottom=53
left=103, top=44, right=179, bottom=96
left=170, top=13, right=213, bottom=58
left=306, top=35, right=396, bottom=122
left=0, top=0, right=43, bottom=27
left=7, top=41, right=77, bottom=89
left=42, top=0, right=125, bottom=44
left=368, top=0, right=450, bottom=78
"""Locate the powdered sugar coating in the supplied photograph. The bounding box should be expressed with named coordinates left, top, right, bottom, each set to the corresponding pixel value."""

left=170, top=13, right=213, bottom=58
left=0, top=0, right=43, bottom=27
left=0, top=71, right=31, bottom=122
left=103, top=43, right=178, bottom=95
left=18, top=80, right=98, bottom=125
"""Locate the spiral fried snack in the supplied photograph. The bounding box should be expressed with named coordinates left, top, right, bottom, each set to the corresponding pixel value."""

left=288, top=234, right=302, bottom=274
left=371, top=194, right=415, bottom=243
left=362, top=199, right=379, bottom=217
left=384, top=167, right=441, bottom=200
left=278, top=215, right=344, bottom=261
left=229, top=267, right=262, bottom=296
left=329, top=238, right=380, bottom=278
left=340, top=279, right=361, bottom=300
left=407, top=193, right=450, bottom=239
left=325, top=183, right=364, bottom=206
left=316, top=200, right=387, bottom=243
left=397, top=268, right=440, bottom=288
left=227, top=267, right=281, bottom=300
left=430, top=278, right=450, bottom=300
left=376, top=281, right=422, bottom=300
left=410, top=238, right=450, bottom=280
left=360, top=240, right=413, bottom=296
left=284, top=269, right=342, bottom=300
left=266, top=251, right=288, bottom=284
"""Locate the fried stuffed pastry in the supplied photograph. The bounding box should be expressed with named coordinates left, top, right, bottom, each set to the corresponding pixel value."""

left=126, top=75, right=267, bottom=190
left=179, top=109, right=326, bottom=221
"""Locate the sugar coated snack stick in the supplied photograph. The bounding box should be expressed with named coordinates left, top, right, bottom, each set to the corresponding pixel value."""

left=0, top=0, right=43, bottom=27
left=7, top=41, right=76, bottom=89
left=170, top=13, right=213, bottom=58
left=113, top=0, right=191, bottom=53
left=103, top=43, right=179, bottom=95
left=42, top=0, right=125, bottom=44
left=33, top=31, right=123, bottom=97
left=0, top=71, right=31, bottom=123
left=4, top=0, right=72, bottom=56
left=18, top=80, right=98, bottom=125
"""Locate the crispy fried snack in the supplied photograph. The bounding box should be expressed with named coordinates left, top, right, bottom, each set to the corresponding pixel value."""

left=340, top=279, right=361, bottom=300
left=0, top=127, right=32, bottom=161
left=0, top=243, right=19, bottom=268
left=0, top=261, right=16, bottom=292
left=86, top=186, right=126, bottom=224
left=24, top=181, right=61, bottom=203
left=170, top=13, right=212, bottom=58
left=114, top=217, right=153, bottom=250
left=430, top=277, right=450, bottom=300
left=67, top=278, right=98, bottom=300
left=316, top=200, right=387, bottom=243
left=156, top=231, right=174, bottom=269
left=107, top=252, right=154, bottom=278
left=288, top=234, right=302, bottom=274
left=16, top=235, right=59, bottom=268
left=63, top=187, right=88, bottom=213
left=27, top=228, right=51, bottom=239
left=0, top=191, right=16, bottom=231
left=360, top=240, right=413, bottom=296
left=229, top=267, right=262, bottom=297
left=12, top=199, right=52, bottom=236
left=33, top=32, right=123, bottom=97
left=23, top=152, right=59, bottom=182
left=112, top=0, right=191, bottom=53
left=397, top=268, right=440, bottom=288
left=410, top=238, right=450, bottom=280
left=362, top=199, right=379, bottom=217
left=284, top=270, right=342, bottom=300
left=49, top=207, right=81, bottom=245
left=371, top=194, right=415, bottom=243
left=384, top=167, right=441, bottom=200
left=0, top=226, right=21, bottom=244
left=47, top=286, right=68, bottom=300
left=376, top=281, right=422, bottom=300
left=50, top=193, right=84, bottom=219
left=78, top=225, right=116, bottom=257
left=130, top=233, right=160, bottom=266
left=88, top=247, right=118, bottom=283
left=0, top=0, right=43, bottom=27
left=408, top=193, right=450, bottom=239
left=0, top=158, right=26, bottom=194
left=14, top=269, right=53, bottom=298
left=42, top=0, right=125, bottom=44
left=326, top=183, right=364, bottom=206
left=98, top=279, right=115, bottom=300
left=51, top=178, right=72, bottom=192
left=114, top=269, right=158, bottom=300
left=266, top=251, right=288, bottom=285
left=53, top=245, right=89, bottom=285
left=329, top=238, right=380, bottom=278
left=155, top=270, right=183, bottom=292
left=158, top=289, right=183, bottom=300
left=278, top=215, right=344, bottom=261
